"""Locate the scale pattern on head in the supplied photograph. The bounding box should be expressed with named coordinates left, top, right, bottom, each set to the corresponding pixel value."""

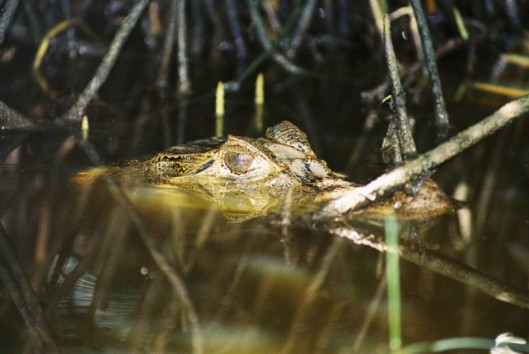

left=142, top=120, right=348, bottom=192
left=148, top=142, right=221, bottom=177
left=265, top=121, right=315, bottom=156
left=262, top=121, right=345, bottom=189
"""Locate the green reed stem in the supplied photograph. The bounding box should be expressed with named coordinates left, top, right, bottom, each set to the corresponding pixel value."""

left=385, top=214, right=401, bottom=351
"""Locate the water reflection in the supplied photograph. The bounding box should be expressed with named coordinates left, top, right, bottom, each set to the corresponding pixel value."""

left=1, top=130, right=529, bottom=354
left=0, top=148, right=385, bottom=352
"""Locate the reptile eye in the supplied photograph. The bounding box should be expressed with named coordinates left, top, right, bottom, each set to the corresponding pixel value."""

left=225, top=151, right=254, bottom=175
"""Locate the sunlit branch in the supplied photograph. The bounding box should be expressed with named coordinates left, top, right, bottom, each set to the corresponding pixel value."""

left=322, top=94, right=529, bottom=216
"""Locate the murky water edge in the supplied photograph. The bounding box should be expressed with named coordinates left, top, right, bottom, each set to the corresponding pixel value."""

left=1, top=116, right=528, bottom=353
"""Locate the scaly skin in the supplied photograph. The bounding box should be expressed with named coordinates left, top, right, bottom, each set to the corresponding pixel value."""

left=76, top=121, right=453, bottom=221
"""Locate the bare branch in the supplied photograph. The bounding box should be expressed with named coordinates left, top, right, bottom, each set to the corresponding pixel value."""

left=409, top=0, right=449, bottom=127
left=59, top=0, right=149, bottom=124
left=322, top=94, right=529, bottom=217
left=333, top=227, right=529, bottom=309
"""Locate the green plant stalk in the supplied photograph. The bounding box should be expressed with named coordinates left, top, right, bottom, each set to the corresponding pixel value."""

left=385, top=214, right=401, bottom=351
left=452, top=6, right=468, bottom=41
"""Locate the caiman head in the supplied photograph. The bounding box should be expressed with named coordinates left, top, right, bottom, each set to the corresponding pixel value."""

left=76, top=121, right=452, bottom=222
left=146, top=121, right=348, bottom=189
left=136, top=121, right=351, bottom=220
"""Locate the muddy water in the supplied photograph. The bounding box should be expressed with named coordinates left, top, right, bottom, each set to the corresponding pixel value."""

left=1, top=94, right=529, bottom=354
left=1, top=20, right=529, bottom=348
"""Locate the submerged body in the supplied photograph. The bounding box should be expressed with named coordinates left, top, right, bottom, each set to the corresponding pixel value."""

left=77, top=121, right=452, bottom=221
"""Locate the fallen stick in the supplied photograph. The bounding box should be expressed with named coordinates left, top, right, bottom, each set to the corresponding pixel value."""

left=322, top=94, right=529, bottom=217
left=58, top=0, right=149, bottom=124
left=332, top=227, right=529, bottom=310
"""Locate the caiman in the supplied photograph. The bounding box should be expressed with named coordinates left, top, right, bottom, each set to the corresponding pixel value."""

left=76, top=121, right=453, bottom=222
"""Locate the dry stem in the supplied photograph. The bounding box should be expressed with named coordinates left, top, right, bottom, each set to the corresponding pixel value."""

left=322, top=94, right=529, bottom=217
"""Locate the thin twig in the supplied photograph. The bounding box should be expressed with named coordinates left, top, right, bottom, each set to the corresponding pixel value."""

left=363, top=37, right=468, bottom=104
left=384, top=15, right=417, bottom=160
left=261, top=0, right=281, bottom=35
left=280, top=235, right=346, bottom=354
left=409, top=0, right=449, bottom=127
left=285, top=0, right=317, bottom=58
left=78, top=139, right=204, bottom=354
left=474, top=130, right=507, bottom=237
left=0, top=101, right=38, bottom=129
left=59, top=0, right=149, bottom=124
left=33, top=18, right=91, bottom=98
left=44, top=247, right=94, bottom=317
left=225, top=0, right=248, bottom=66
left=352, top=272, right=387, bottom=352
left=504, top=0, right=520, bottom=29
left=246, top=0, right=304, bottom=74
left=22, top=1, right=41, bottom=44
left=246, top=0, right=274, bottom=53
left=0, top=222, right=58, bottom=353
left=389, top=6, right=423, bottom=66
left=157, top=0, right=178, bottom=89
left=90, top=207, right=130, bottom=316
left=0, top=263, right=49, bottom=353
left=176, top=0, right=191, bottom=96
left=0, top=0, right=19, bottom=46
left=202, top=0, right=225, bottom=56
left=332, top=227, right=529, bottom=310
left=322, top=93, right=529, bottom=216
left=369, top=0, right=385, bottom=39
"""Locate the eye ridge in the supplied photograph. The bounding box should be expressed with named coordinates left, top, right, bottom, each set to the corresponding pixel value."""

left=224, top=151, right=255, bottom=175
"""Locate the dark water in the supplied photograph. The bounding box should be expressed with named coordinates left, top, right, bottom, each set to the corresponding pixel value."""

left=2, top=82, right=529, bottom=354
left=1, top=3, right=529, bottom=352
